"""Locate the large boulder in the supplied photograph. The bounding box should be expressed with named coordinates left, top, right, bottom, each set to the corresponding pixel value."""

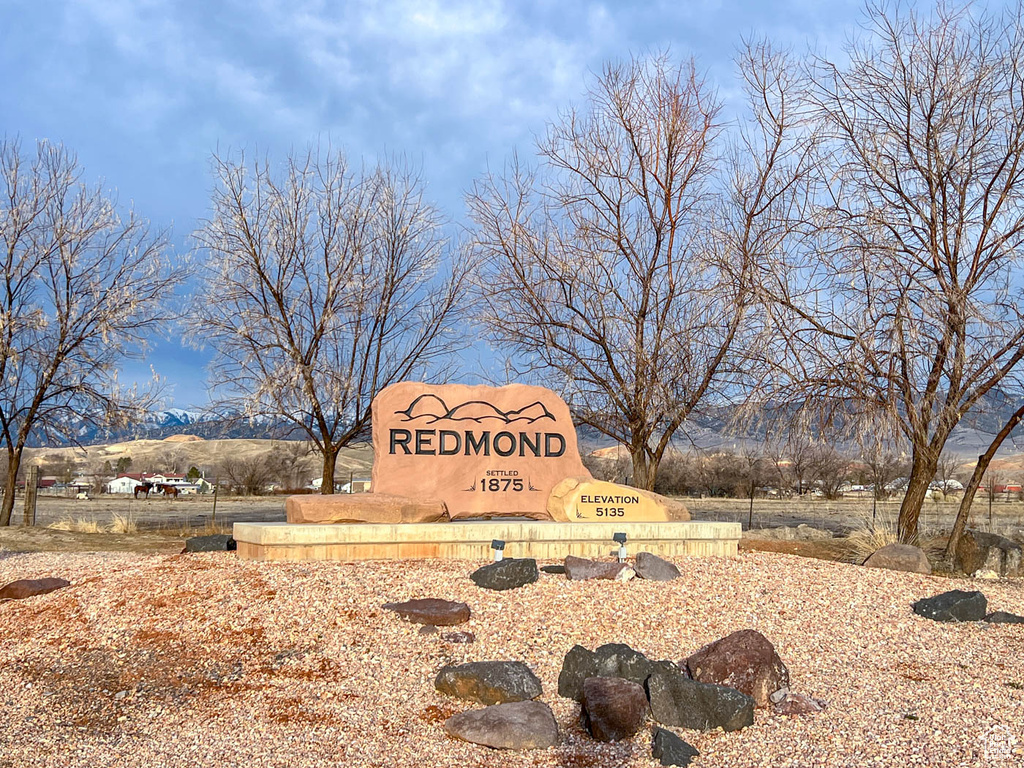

left=470, top=559, right=539, bottom=591
left=382, top=598, right=470, bottom=626
left=579, top=677, right=649, bottom=741
left=634, top=552, right=681, bottom=581
left=862, top=543, right=931, bottom=574
left=564, top=555, right=634, bottom=581
left=685, top=629, right=789, bottom=707
left=285, top=492, right=449, bottom=524
left=647, top=663, right=755, bottom=732
left=651, top=727, right=700, bottom=767
left=558, top=643, right=656, bottom=701
left=547, top=477, right=690, bottom=522
left=435, top=661, right=542, bottom=705
left=444, top=700, right=558, bottom=750
left=0, top=578, right=70, bottom=601
left=912, top=590, right=988, bottom=622
left=955, top=530, right=1022, bottom=577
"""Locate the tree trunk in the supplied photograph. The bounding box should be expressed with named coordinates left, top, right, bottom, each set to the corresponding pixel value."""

left=629, top=446, right=656, bottom=490
left=320, top=443, right=339, bottom=495
left=898, top=452, right=939, bottom=543
left=1, top=446, right=23, bottom=526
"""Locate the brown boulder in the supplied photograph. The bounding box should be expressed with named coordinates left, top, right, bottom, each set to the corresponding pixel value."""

left=580, top=676, right=649, bottom=741
left=863, top=543, right=931, bottom=574
left=382, top=598, right=470, bottom=626
left=371, top=382, right=592, bottom=520
left=0, top=578, right=70, bottom=601
left=444, top=700, right=558, bottom=750
left=564, top=555, right=634, bottom=581
left=955, top=530, right=1022, bottom=577
left=685, top=629, right=789, bottom=707
left=286, top=493, right=448, bottom=524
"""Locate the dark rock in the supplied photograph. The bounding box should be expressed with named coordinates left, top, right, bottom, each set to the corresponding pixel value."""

left=435, top=661, right=542, bottom=704
left=558, top=643, right=657, bottom=700
left=580, top=676, right=648, bottom=741
left=564, top=555, right=633, bottom=581
left=647, top=663, right=755, bottom=732
left=985, top=611, right=1024, bottom=624
left=634, top=552, right=681, bottom=581
left=382, top=598, right=471, bottom=626
left=955, top=530, right=1022, bottom=577
left=444, top=700, right=558, bottom=750
left=651, top=727, right=700, bottom=766
left=470, top=559, right=539, bottom=591
left=770, top=688, right=827, bottom=715
left=540, top=564, right=566, bottom=574
left=184, top=534, right=237, bottom=552
left=863, top=543, right=931, bottom=575
left=443, top=631, right=477, bottom=644
left=685, top=629, right=789, bottom=707
left=912, top=590, right=988, bottom=622
left=0, top=578, right=70, bottom=601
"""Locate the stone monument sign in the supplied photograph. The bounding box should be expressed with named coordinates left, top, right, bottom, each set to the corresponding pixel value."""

left=370, top=381, right=593, bottom=520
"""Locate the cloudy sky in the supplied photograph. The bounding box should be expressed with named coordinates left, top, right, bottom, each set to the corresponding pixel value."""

left=1, top=0, right=862, bottom=408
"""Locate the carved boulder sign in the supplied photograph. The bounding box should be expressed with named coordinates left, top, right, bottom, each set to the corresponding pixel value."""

left=371, top=382, right=593, bottom=520
left=547, top=478, right=691, bottom=522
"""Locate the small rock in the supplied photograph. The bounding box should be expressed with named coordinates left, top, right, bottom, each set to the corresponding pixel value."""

left=615, top=567, right=636, bottom=582
left=435, top=661, right=542, bottom=704
left=444, top=700, right=558, bottom=750
left=419, top=625, right=439, bottom=636
left=634, top=552, right=681, bottom=581
left=863, top=543, right=931, bottom=575
left=580, top=676, right=649, bottom=741
left=912, top=590, right=988, bottom=622
left=651, top=727, right=700, bottom=767
left=647, top=663, right=755, bottom=732
left=442, top=631, right=476, bottom=644
left=0, top=578, right=70, bottom=601
left=685, top=629, right=789, bottom=707
left=540, top=564, right=566, bottom=574
left=470, top=559, right=539, bottom=591
left=184, top=534, right=237, bottom=552
left=973, top=569, right=1000, bottom=580
left=772, top=691, right=826, bottom=716
left=985, top=611, right=1024, bottom=624
left=558, top=643, right=656, bottom=700
left=382, top=598, right=471, bottom=626
left=564, top=555, right=632, bottom=581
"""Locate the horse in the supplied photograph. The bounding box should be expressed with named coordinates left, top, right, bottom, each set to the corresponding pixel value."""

left=133, top=482, right=153, bottom=500
left=157, top=484, right=179, bottom=499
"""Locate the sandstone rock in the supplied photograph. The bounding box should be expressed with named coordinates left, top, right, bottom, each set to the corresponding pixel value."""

left=285, top=492, right=448, bottom=524
left=863, top=543, right=931, bottom=574
left=382, top=598, right=471, bottom=626
left=685, top=629, right=789, bottom=707
left=634, top=552, right=681, bottom=581
left=955, top=530, right=1022, bottom=577
left=371, top=382, right=592, bottom=520
left=547, top=477, right=690, bottom=522
left=564, top=555, right=632, bottom=581
left=558, top=643, right=656, bottom=701
left=444, top=701, right=558, bottom=750
left=0, top=578, right=70, bottom=601
left=770, top=688, right=827, bottom=715
left=580, top=676, right=649, bottom=741
left=470, top=559, right=539, bottom=591
left=651, top=727, right=700, bottom=767
left=435, top=661, right=542, bottom=704
left=184, top=534, right=236, bottom=552
left=646, top=663, right=755, bottom=732
left=912, top=590, right=988, bottom=622
left=985, top=611, right=1024, bottom=624
left=442, top=631, right=476, bottom=643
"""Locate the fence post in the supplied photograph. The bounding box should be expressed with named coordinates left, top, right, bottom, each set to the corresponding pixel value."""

left=23, top=465, right=38, bottom=527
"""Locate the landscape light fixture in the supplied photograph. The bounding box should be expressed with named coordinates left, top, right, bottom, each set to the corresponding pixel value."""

left=491, top=539, right=506, bottom=562
left=613, top=532, right=627, bottom=563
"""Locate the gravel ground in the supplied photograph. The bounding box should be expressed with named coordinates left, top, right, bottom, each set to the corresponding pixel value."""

left=1, top=550, right=1022, bottom=768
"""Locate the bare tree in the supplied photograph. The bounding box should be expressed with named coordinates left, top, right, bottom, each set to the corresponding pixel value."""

left=809, top=444, right=850, bottom=501
left=219, top=456, right=274, bottom=496
left=190, top=149, right=473, bottom=494
left=0, top=139, right=173, bottom=525
left=934, top=452, right=963, bottom=495
left=469, top=49, right=806, bottom=489
left=757, top=3, right=1024, bottom=542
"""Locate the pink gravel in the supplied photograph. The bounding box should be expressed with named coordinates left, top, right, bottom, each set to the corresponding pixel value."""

left=1, top=549, right=1022, bottom=767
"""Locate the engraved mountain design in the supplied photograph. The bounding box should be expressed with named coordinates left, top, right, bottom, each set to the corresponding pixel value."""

left=396, top=395, right=556, bottom=425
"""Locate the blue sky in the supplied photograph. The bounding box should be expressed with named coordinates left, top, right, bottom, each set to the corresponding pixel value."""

left=1, top=0, right=861, bottom=408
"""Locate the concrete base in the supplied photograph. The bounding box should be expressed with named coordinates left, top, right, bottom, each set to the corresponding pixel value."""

left=233, top=520, right=741, bottom=561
